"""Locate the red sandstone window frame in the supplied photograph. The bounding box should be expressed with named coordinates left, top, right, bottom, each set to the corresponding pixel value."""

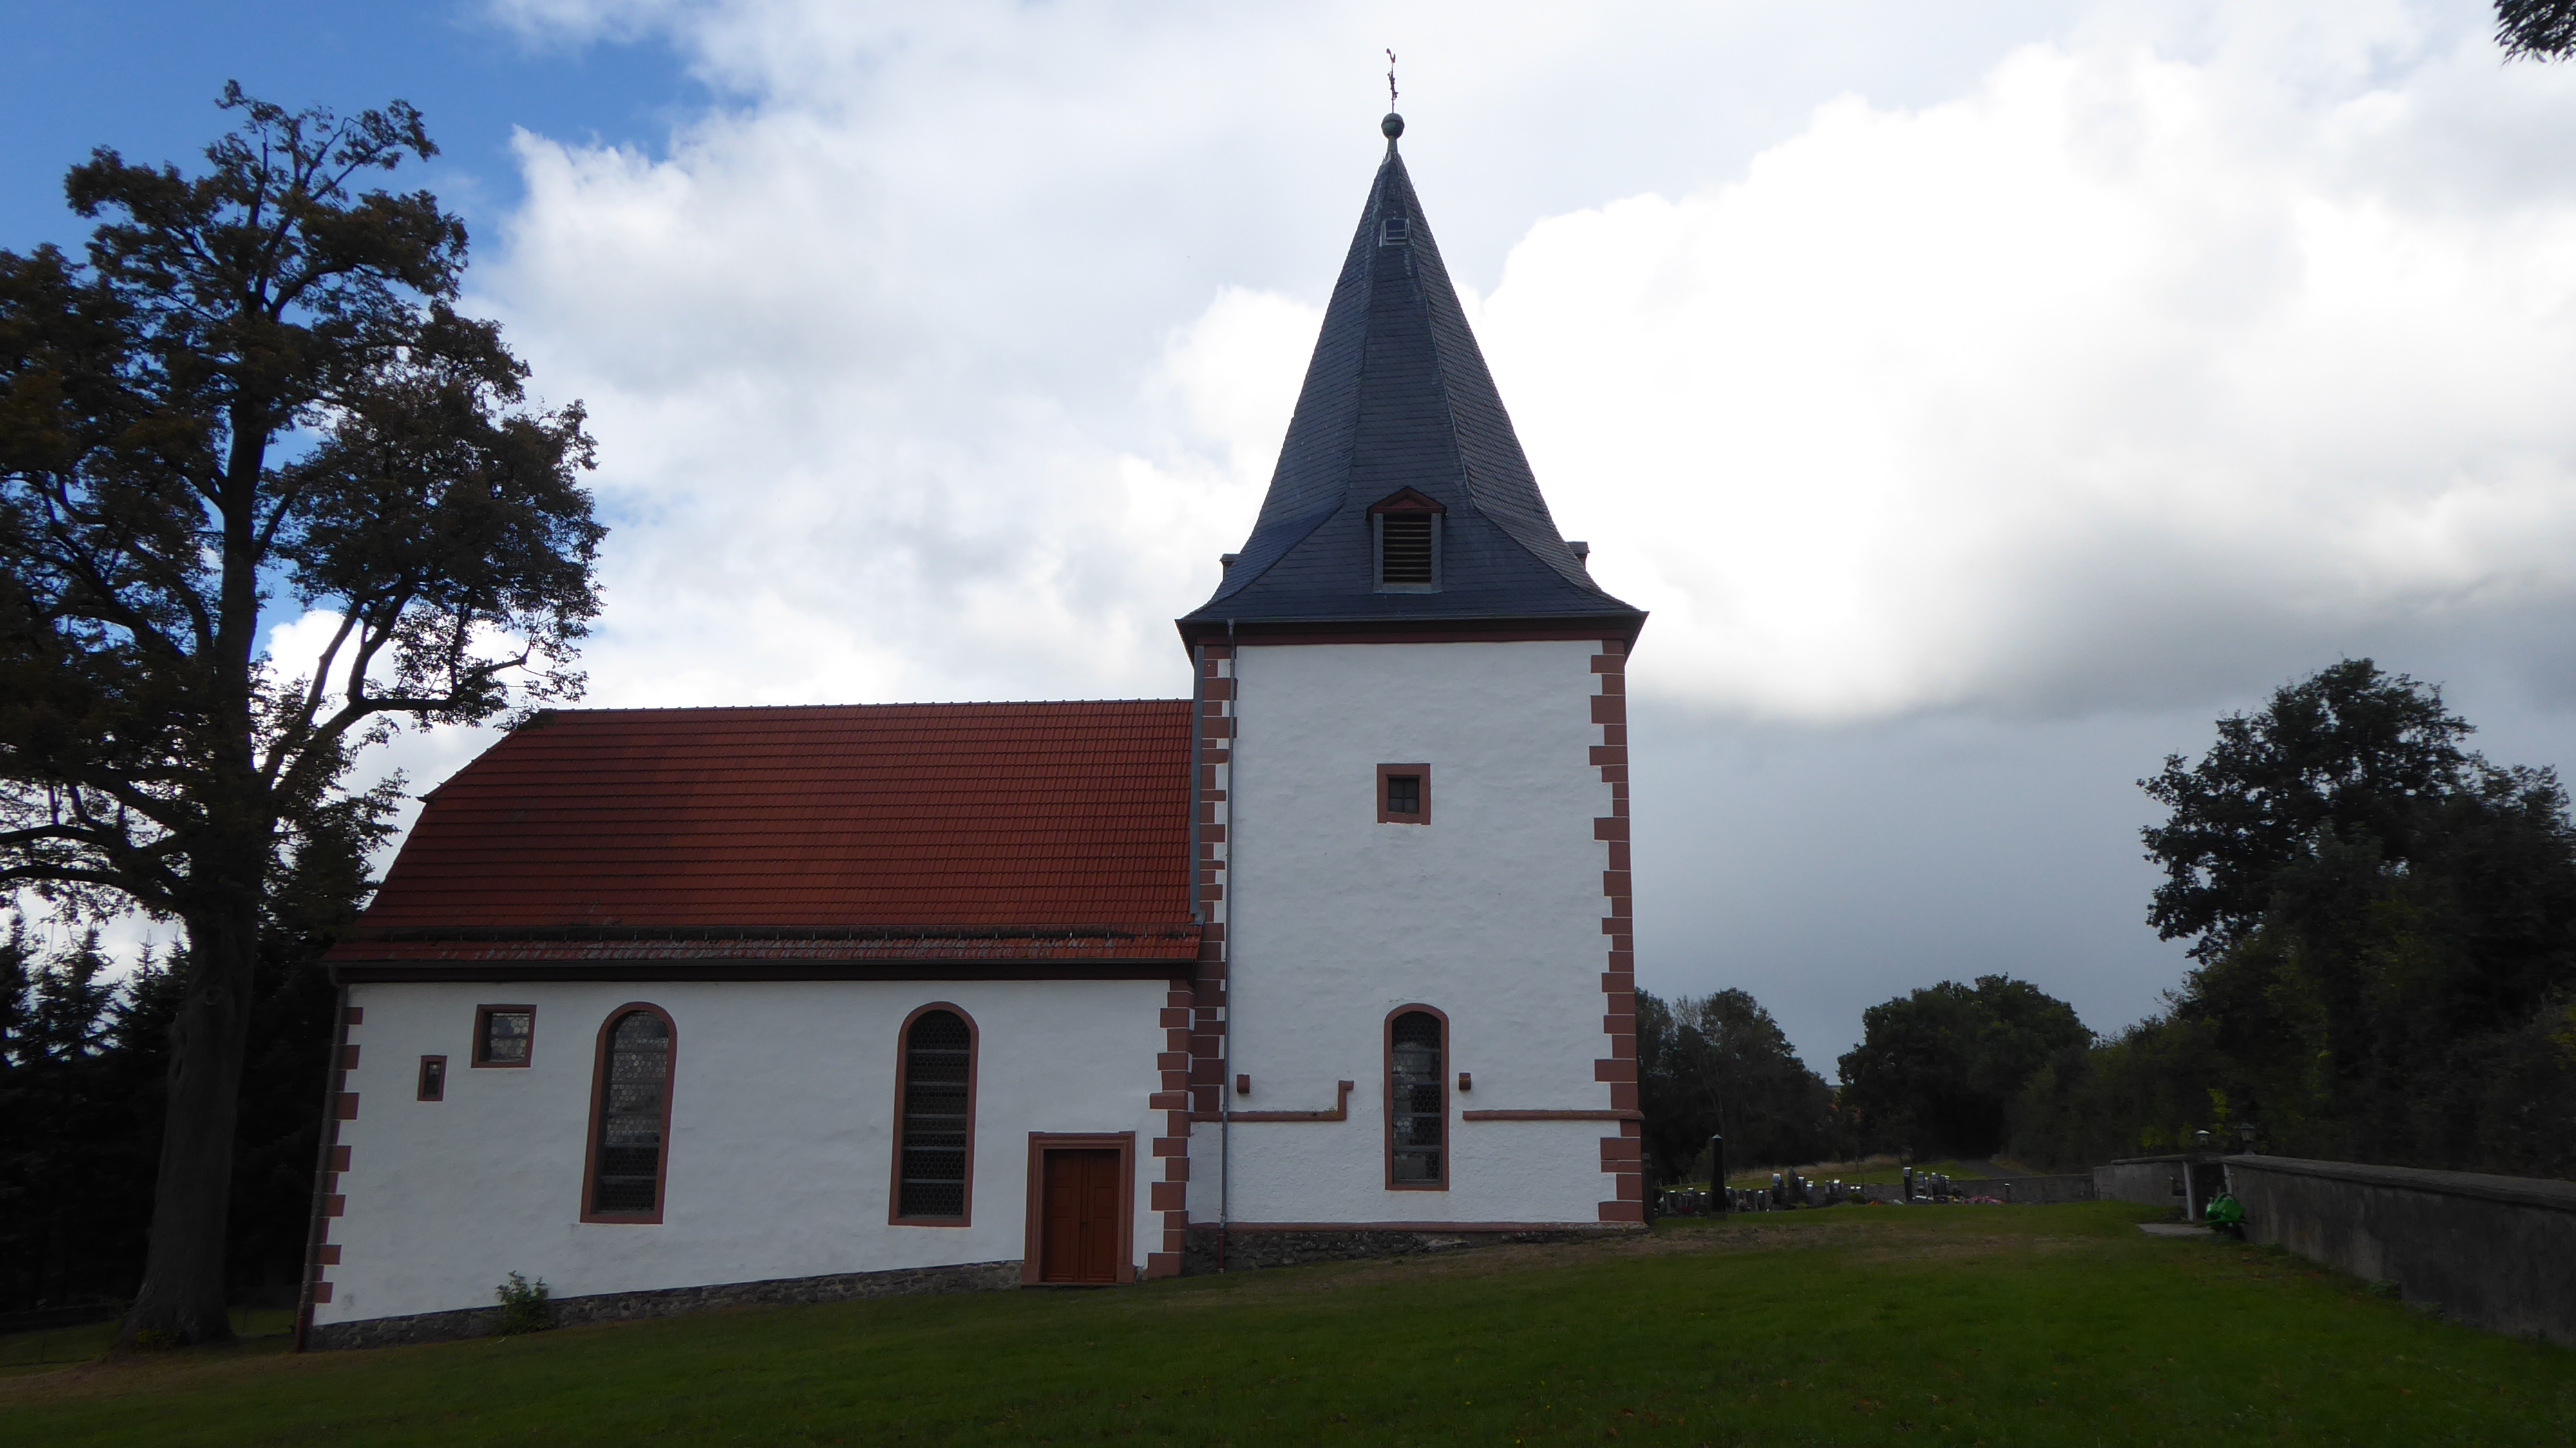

left=579, top=1002, right=677, bottom=1226
left=1019, top=1132, right=1137, bottom=1286
left=1378, top=763, right=1430, bottom=825
left=471, top=1004, right=535, bottom=1067
left=1384, top=1004, right=1450, bottom=1191
left=889, top=1002, right=980, bottom=1227
left=416, top=1054, right=447, bottom=1101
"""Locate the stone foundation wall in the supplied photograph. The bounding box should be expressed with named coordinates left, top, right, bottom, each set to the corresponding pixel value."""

left=1180, top=1225, right=1618, bottom=1274
left=306, top=1259, right=1021, bottom=1351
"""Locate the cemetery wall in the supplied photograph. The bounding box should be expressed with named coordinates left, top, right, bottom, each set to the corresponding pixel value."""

left=2096, top=1155, right=2225, bottom=1219
left=2223, top=1154, right=2576, bottom=1346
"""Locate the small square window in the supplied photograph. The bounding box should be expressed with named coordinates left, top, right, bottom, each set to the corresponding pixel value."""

left=473, top=1005, right=535, bottom=1067
left=1380, top=216, right=1409, bottom=245
left=1387, top=774, right=1420, bottom=815
left=1378, top=763, right=1430, bottom=824
left=417, top=1055, right=448, bottom=1101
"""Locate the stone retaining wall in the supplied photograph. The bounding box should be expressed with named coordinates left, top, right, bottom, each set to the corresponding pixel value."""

left=305, top=1259, right=1021, bottom=1351
left=2224, top=1155, right=2576, bottom=1346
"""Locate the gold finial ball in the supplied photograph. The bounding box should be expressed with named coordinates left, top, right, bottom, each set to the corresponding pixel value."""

left=1382, top=112, right=1405, bottom=139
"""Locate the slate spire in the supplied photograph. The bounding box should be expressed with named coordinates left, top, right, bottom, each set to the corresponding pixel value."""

left=1178, top=114, right=1643, bottom=642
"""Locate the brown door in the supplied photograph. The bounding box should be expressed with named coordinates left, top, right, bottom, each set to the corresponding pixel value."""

left=1040, top=1149, right=1121, bottom=1283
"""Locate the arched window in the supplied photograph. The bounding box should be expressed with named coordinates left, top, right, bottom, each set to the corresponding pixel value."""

left=1387, top=1007, right=1447, bottom=1188
left=583, top=1005, right=675, bottom=1223
left=893, top=1006, right=977, bottom=1224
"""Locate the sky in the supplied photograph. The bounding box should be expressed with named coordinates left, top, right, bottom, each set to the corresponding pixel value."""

left=10, top=0, right=2576, bottom=1075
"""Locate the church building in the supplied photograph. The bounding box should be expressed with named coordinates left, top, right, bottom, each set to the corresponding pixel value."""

left=299, top=112, right=1649, bottom=1349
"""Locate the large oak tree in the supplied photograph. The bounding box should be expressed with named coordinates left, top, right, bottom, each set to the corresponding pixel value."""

left=0, top=88, right=602, bottom=1345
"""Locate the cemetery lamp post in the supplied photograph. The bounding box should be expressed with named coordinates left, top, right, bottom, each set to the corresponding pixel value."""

left=1710, top=1131, right=1727, bottom=1217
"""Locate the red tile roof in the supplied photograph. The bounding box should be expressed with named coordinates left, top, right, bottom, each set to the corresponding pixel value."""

left=331, top=701, right=1200, bottom=964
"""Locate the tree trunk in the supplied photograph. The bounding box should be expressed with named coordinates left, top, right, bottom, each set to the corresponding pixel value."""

left=115, top=899, right=259, bottom=1348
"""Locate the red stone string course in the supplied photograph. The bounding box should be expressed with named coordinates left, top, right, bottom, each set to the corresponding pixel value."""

left=1591, top=640, right=1645, bottom=1223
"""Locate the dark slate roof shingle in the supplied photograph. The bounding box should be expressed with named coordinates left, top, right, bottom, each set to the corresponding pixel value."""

left=1179, top=122, right=1644, bottom=638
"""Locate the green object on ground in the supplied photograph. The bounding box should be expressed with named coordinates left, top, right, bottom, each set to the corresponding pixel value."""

left=2206, top=1191, right=2246, bottom=1226
left=3, top=1205, right=2568, bottom=1445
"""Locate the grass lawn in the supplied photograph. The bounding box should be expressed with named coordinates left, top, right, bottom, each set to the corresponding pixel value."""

left=0, top=1311, right=291, bottom=1381
left=3, top=1202, right=2567, bottom=1445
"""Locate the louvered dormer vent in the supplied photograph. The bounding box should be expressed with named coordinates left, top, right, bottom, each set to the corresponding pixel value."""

left=1379, top=515, right=1434, bottom=582
left=1368, top=488, right=1445, bottom=593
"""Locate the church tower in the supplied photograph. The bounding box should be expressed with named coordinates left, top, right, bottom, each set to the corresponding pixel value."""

left=1175, top=113, right=1649, bottom=1264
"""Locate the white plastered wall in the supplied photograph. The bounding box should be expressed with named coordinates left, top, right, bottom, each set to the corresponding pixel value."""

left=1194, top=638, right=1617, bottom=1226
left=317, top=977, right=1164, bottom=1325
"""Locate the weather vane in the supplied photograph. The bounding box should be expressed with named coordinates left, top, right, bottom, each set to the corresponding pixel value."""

left=1387, top=50, right=1398, bottom=110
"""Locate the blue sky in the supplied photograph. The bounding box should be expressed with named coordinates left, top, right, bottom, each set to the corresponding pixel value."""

left=0, top=2, right=696, bottom=252
left=12, top=1, right=2576, bottom=1076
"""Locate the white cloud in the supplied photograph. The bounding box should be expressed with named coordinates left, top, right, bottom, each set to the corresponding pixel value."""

left=1484, top=33, right=2576, bottom=719
left=259, top=608, right=353, bottom=694
left=457, top=0, right=2576, bottom=734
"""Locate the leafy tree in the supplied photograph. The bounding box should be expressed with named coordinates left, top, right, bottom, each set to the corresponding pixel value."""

left=1837, top=975, right=2088, bottom=1159
left=2499, top=0, right=2576, bottom=60
left=1636, top=987, right=1838, bottom=1182
left=2141, top=660, right=2474, bottom=962
left=2143, top=667, right=2576, bottom=1167
left=226, top=789, right=387, bottom=1304
left=2007, top=1014, right=2227, bottom=1169
left=0, top=88, right=601, bottom=1345
left=2015, top=661, right=2576, bottom=1174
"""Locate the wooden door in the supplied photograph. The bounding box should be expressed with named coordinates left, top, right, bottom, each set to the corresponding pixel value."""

left=1040, top=1149, right=1121, bottom=1283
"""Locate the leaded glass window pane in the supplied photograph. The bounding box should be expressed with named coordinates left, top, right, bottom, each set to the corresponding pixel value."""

left=1390, top=1011, right=1443, bottom=1185
left=590, top=1011, right=670, bottom=1215
left=899, top=1009, right=972, bottom=1218
left=480, top=1009, right=531, bottom=1064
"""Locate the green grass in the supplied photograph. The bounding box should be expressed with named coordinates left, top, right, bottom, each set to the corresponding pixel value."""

left=0, top=1311, right=291, bottom=1380
left=4, top=1204, right=2568, bottom=1445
